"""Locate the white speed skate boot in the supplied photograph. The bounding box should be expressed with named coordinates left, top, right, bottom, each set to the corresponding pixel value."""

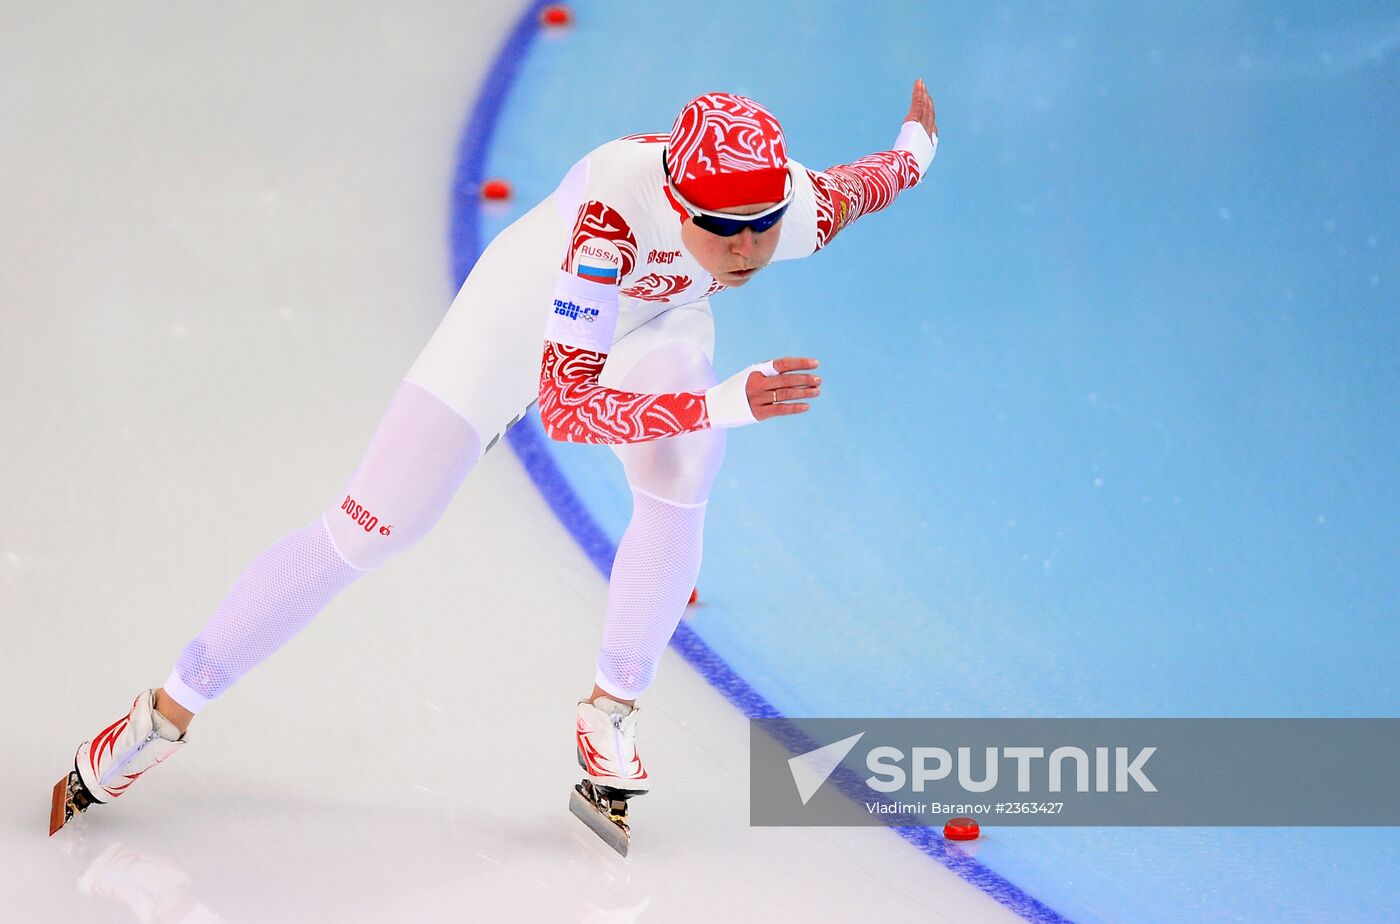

left=569, top=697, right=649, bottom=855
left=50, top=690, right=187, bottom=835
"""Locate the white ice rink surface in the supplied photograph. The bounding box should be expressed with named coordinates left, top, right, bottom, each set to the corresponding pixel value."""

left=1, top=4, right=1017, bottom=920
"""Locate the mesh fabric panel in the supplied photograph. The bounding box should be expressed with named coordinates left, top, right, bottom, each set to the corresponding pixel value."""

left=170, top=519, right=358, bottom=708
left=595, top=491, right=707, bottom=698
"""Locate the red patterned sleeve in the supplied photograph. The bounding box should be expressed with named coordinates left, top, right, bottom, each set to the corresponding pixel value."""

left=538, top=343, right=711, bottom=444
left=537, top=198, right=713, bottom=444
left=808, top=149, right=922, bottom=251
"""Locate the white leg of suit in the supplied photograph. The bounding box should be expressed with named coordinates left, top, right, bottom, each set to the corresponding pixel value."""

left=591, top=305, right=725, bottom=699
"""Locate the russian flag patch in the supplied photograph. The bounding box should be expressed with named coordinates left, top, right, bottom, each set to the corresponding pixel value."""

left=572, top=237, right=622, bottom=285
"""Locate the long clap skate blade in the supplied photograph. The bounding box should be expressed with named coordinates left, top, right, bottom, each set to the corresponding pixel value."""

left=50, top=770, right=97, bottom=836
left=49, top=774, right=74, bottom=836
left=569, top=783, right=629, bottom=857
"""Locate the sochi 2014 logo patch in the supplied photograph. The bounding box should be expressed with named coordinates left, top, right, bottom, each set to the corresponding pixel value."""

left=572, top=237, right=622, bottom=284
left=553, top=298, right=600, bottom=322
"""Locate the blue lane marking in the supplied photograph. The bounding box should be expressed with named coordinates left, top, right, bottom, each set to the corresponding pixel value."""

left=447, top=0, right=551, bottom=287
left=447, top=3, right=1071, bottom=921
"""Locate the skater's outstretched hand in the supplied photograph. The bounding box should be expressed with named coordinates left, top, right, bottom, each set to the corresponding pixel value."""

left=904, top=78, right=937, bottom=139
left=749, top=357, right=821, bottom=421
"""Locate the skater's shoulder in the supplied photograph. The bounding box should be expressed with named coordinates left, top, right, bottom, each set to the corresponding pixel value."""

left=559, top=137, right=671, bottom=243
left=581, top=134, right=667, bottom=190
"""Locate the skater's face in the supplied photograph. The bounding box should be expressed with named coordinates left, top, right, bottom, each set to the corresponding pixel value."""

left=680, top=201, right=784, bottom=288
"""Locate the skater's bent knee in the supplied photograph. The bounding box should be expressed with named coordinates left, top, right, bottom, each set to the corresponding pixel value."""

left=324, top=381, right=484, bottom=570
left=616, top=426, right=725, bottom=506
left=609, top=340, right=725, bottom=505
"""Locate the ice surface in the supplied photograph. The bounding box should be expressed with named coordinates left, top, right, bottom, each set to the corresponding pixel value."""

left=0, top=3, right=1014, bottom=920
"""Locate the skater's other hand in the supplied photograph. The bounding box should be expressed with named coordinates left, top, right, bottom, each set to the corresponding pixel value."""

left=750, top=357, right=821, bottom=421
left=904, top=78, right=937, bottom=139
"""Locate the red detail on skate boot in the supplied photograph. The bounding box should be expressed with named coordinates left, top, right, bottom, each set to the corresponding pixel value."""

left=80, top=693, right=181, bottom=802
left=577, top=715, right=649, bottom=784
left=88, top=714, right=132, bottom=786
left=576, top=718, right=613, bottom=776
left=103, top=758, right=168, bottom=798
left=688, top=587, right=699, bottom=606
